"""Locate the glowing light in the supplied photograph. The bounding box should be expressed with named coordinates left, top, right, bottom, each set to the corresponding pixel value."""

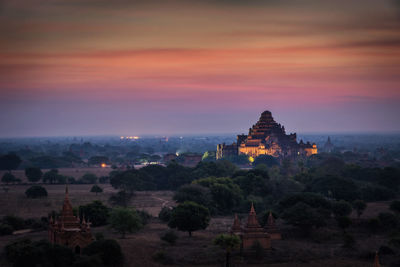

left=248, top=156, right=254, bottom=163
left=120, top=136, right=124, bottom=139
left=101, top=163, right=107, bottom=168
left=176, top=152, right=180, bottom=156
left=133, top=136, right=140, bottom=140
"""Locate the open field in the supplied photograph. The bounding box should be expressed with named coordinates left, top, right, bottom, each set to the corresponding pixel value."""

left=0, top=184, right=174, bottom=218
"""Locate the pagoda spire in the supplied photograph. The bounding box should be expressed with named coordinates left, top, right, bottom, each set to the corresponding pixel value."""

left=231, top=213, right=241, bottom=233
left=373, top=252, right=381, bottom=267
left=246, top=203, right=261, bottom=228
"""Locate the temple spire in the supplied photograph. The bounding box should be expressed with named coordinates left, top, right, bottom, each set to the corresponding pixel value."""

left=373, top=252, right=381, bottom=267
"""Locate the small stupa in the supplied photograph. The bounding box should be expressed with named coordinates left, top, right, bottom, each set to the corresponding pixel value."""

left=264, top=211, right=281, bottom=240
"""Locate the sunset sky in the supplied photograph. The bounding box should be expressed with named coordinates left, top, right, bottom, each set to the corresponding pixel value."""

left=1, top=0, right=400, bottom=137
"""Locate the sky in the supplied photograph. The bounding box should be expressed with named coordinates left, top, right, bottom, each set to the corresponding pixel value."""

left=0, top=0, right=400, bottom=137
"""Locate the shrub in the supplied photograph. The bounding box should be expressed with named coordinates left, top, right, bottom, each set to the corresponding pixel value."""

left=83, top=239, right=123, bottom=266
left=25, top=185, right=48, bottom=198
left=161, top=230, right=178, bottom=245
left=378, top=212, right=398, bottom=230
left=332, top=200, right=352, bottom=218
left=0, top=224, right=13, bottom=235
left=5, top=239, right=75, bottom=267
left=367, top=218, right=381, bottom=234
left=137, top=210, right=152, bottom=225
left=342, top=233, right=355, bottom=248
left=158, top=207, right=173, bottom=223
left=95, top=232, right=105, bottom=241
left=152, top=250, right=174, bottom=265
left=2, top=215, right=25, bottom=230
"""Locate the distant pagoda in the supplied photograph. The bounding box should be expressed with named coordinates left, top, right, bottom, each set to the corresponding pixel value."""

left=217, top=110, right=317, bottom=159
left=48, top=185, right=93, bottom=253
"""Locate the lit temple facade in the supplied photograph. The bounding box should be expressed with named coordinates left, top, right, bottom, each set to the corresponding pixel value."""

left=217, top=110, right=317, bottom=160
left=48, top=185, right=93, bottom=253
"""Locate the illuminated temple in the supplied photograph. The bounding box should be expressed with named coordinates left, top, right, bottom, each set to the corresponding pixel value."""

left=217, top=111, right=317, bottom=160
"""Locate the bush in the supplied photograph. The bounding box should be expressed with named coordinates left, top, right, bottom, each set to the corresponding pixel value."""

left=0, top=224, right=13, bottom=235
left=342, top=233, right=355, bottom=248
left=152, top=250, right=174, bottom=265
left=161, top=230, right=178, bottom=245
left=367, top=218, right=381, bottom=234
left=2, top=215, right=25, bottom=230
left=83, top=239, right=123, bottom=266
left=25, top=185, right=48, bottom=198
left=109, top=190, right=133, bottom=207
left=159, top=207, right=173, bottom=223
left=332, top=200, right=352, bottom=218
left=137, top=210, right=152, bottom=225
left=5, top=239, right=75, bottom=267
left=95, top=232, right=105, bottom=241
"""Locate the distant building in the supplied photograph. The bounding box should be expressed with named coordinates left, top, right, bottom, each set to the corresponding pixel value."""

left=48, top=186, right=93, bottom=253
left=217, top=110, right=317, bottom=160
left=323, top=136, right=334, bottom=153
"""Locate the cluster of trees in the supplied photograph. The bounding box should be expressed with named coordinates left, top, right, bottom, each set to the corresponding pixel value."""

left=4, top=238, right=123, bottom=267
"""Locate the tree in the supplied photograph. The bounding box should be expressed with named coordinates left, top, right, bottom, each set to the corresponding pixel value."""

left=336, top=216, right=352, bottom=233
left=281, top=202, right=326, bottom=234
left=353, top=200, right=367, bottom=218
left=213, top=234, right=240, bottom=267
left=25, top=186, right=48, bottom=198
left=109, top=190, right=133, bottom=207
left=43, top=169, right=59, bottom=184
left=332, top=200, right=352, bottom=218
left=173, top=184, right=212, bottom=207
left=2, top=172, right=19, bottom=184
left=168, top=201, right=210, bottom=236
left=79, top=201, right=109, bottom=227
left=109, top=207, right=142, bottom=238
left=308, top=175, right=359, bottom=201
left=193, top=177, right=242, bottom=213
left=81, top=173, right=98, bottom=184
left=158, top=207, right=173, bottom=223
left=0, top=153, right=22, bottom=171
left=90, top=185, right=103, bottom=196
left=253, top=155, right=279, bottom=167
left=25, top=167, right=43, bottom=183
